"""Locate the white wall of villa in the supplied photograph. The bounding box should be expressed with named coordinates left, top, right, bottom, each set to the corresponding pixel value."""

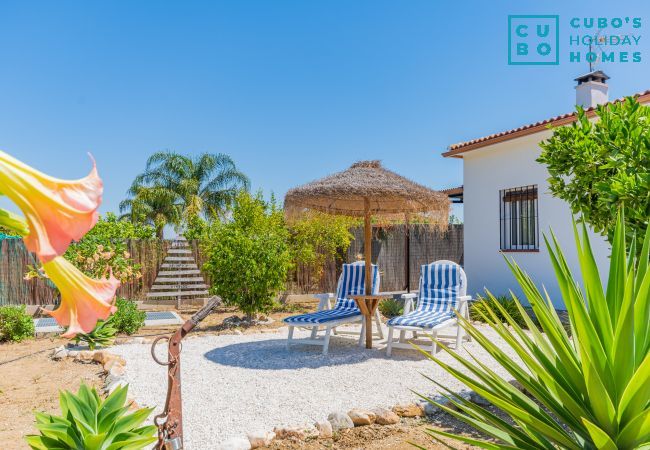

left=462, top=131, right=610, bottom=309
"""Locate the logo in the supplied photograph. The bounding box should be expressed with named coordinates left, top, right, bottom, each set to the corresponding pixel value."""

left=508, top=15, right=560, bottom=65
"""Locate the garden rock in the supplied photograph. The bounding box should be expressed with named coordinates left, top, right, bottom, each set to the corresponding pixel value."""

left=419, top=400, right=440, bottom=416
left=273, top=426, right=305, bottom=440
left=92, top=350, right=112, bottom=365
left=75, top=350, right=95, bottom=363
left=247, top=430, right=275, bottom=448
left=108, top=363, right=126, bottom=377
left=347, top=408, right=374, bottom=426
left=52, top=346, right=68, bottom=360
left=216, top=437, right=251, bottom=450
left=372, top=408, right=400, bottom=425
left=314, top=421, right=333, bottom=438
left=470, top=391, right=490, bottom=406
left=327, top=411, right=354, bottom=430
left=392, top=403, right=424, bottom=417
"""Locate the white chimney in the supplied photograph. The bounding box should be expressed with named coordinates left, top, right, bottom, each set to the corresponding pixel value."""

left=575, top=71, right=609, bottom=108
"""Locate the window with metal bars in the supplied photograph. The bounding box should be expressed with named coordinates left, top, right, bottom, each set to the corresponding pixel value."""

left=499, top=185, right=539, bottom=251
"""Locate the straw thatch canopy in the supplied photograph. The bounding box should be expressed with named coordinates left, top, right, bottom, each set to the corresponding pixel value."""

left=284, top=160, right=450, bottom=225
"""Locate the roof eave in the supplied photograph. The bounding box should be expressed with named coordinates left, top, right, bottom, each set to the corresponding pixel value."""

left=442, top=91, right=650, bottom=158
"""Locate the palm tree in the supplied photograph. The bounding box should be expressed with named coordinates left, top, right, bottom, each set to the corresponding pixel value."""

left=128, top=152, right=249, bottom=223
left=119, top=186, right=181, bottom=239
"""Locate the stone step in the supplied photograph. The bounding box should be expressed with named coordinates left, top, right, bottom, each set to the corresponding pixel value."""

left=150, top=284, right=208, bottom=290
left=154, top=276, right=206, bottom=282
left=167, top=248, right=193, bottom=254
left=147, top=290, right=209, bottom=298
left=165, top=256, right=195, bottom=261
left=160, top=263, right=199, bottom=269
left=157, top=269, right=201, bottom=275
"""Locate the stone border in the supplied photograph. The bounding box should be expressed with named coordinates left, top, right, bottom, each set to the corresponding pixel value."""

left=51, top=345, right=139, bottom=410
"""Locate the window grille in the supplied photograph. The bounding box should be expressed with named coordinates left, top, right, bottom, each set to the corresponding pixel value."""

left=499, top=185, right=538, bottom=251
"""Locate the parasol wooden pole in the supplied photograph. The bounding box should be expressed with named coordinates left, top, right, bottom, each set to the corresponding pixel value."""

left=364, top=198, right=372, bottom=295
left=363, top=198, right=373, bottom=349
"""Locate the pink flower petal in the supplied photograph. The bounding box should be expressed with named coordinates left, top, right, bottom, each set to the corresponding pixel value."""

left=0, top=151, right=102, bottom=262
left=43, top=257, right=119, bottom=338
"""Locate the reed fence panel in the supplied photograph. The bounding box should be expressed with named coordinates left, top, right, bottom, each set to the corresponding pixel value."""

left=0, top=225, right=463, bottom=305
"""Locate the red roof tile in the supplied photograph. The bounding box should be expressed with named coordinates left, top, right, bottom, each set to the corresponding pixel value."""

left=443, top=90, right=650, bottom=158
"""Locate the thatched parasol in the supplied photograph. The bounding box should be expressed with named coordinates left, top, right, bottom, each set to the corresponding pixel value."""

left=285, top=160, right=450, bottom=294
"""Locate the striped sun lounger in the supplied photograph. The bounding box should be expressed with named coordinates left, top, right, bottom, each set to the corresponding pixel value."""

left=386, top=260, right=471, bottom=356
left=284, top=261, right=382, bottom=355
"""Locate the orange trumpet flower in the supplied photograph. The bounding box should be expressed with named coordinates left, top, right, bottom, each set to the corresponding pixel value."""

left=43, top=257, right=119, bottom=338
left=0, top=150, right=102, bottom=262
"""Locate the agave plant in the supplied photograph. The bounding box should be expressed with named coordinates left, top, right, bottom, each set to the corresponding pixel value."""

left=25, top=383, right=156, bottom=450
left=73, top=316, right=118, bottom=350
left=418, top=213, right=650, bottom=449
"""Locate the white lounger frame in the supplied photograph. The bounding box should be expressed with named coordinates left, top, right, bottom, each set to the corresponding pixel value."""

left=386, top=260, right=471, bottom=356
left=287, top=293, right=384, bottom=355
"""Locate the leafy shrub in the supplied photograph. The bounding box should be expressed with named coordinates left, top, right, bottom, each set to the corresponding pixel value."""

left=25, top=383, right=156, bottom=450
left=470, top=294, right=531, bottom=329
left=202, top=191, right=293, bottom=319
left=0, top=305, right=34, bottom=342
left=64, top=213, right=155, bottom=282
left=112, top=298, right=145, bottom=335
left=73, top=316, right=117, bottom=350
left=288, top=212, right=355, bottom=292
left=379, top=298, right=403, bottom=318
left=539, top=98, right=650, bottom=252
left=419, top=213, right=650, bottom=449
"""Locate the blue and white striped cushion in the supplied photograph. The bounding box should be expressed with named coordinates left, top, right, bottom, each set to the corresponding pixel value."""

left=284, top=262, right=379, bottom=325
left=283, top=308, right=362, bottom=325
left=333, top=263, right=380, bottom=310
left=387, top=263, right=462, bottom=329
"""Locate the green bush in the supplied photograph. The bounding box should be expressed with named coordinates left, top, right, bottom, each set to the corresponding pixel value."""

left=539, top=98, right=650, bottom=252
left=112, top=298, right=146, bottom=335
left=26, top=383, right=156, bottom=450
left=202, top=191, right=293, bottom=319
left=470, top=294, right=531, bottom=329
left=418, top=212, right=650, bottom=449
left=0, top=305, right=34, bottom=342
left=73, top=316, right=117, bottom=350
left=379, top=298, right=403, bottom=318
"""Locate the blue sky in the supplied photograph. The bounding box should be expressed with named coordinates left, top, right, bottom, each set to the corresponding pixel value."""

left=1, top=0, right=648, bottom=219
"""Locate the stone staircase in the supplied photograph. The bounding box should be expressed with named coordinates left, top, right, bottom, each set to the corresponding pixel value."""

left=146, top=236, right=210, bottom=308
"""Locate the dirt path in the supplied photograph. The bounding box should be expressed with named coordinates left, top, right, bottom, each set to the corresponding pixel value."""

left=0, top=338, right=103, bottom=450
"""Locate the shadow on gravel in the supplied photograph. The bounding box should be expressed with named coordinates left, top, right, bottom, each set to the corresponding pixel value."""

left=203, top=336, right=429, bottom=370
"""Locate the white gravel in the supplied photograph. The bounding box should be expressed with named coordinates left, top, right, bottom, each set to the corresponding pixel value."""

left=110, top=324, right=515, bottom=449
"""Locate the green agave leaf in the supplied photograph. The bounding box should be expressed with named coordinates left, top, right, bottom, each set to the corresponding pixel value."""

left=606, top=210, right=627, bottom=327
left=24, top=434, right=67, bottom=450
left=105, top=434, right=158, bottom=450
left=112, top=407, right=154, bottom=436
left=583, top=353, right=618, bottom=436
left=456, top=311, right=591, bottom=434
left=617, top=409, right=650, bottom=448
left=416, top=342, right=574, bottom=448
left=100, top=384, right=129, bottom=418
left=574, top=221, right=613, bottom=352
left=618, top=351, right=650, bottom=425
left=34, top=422, right=79, bottom=448
left=422, top=427, right=517, bottom=450
left=83, top=432, right=109, bottom=450
left=634, top=247, right=650, bottom=367
left=582, top=418, right=617, bottom=450
left=414, top=378, right=539, bottom=448
left=611, top=267, right=636, bottom=402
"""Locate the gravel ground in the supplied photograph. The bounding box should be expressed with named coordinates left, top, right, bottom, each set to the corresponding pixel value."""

left=110, top=324, right=515, bottom=449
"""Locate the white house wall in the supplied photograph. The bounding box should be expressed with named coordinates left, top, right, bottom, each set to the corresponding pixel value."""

left=462, top=132, right=610, bottom=309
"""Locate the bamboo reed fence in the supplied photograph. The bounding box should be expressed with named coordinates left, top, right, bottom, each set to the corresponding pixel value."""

left=0, top=224, right=463, bottom=306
